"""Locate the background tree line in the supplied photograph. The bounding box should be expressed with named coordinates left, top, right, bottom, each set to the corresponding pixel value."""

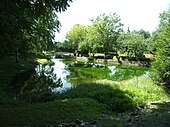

left=57, top=13, right=153, bottom=60
left=57, top=9, right=170, bottom=90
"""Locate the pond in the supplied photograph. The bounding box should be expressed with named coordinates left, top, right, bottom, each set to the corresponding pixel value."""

left=42, top=59, right=149, bottom=92
left=51, top=59, right=72, bottom=92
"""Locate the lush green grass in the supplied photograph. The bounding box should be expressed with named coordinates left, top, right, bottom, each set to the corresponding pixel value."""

left=120, top=76, right=169, bottom=104
left=0, top=98, right=111, bottom=127
left=95, top=76, right=169, bottom=105
left=63, top=60, right=169, bottom=108
left=0, top=56, right=169, bottom=126
left=0, top=55, right=112, bottom=126
left=56, top=83, right=135, bottom=112
left=56, top=76, right=169, bottom=113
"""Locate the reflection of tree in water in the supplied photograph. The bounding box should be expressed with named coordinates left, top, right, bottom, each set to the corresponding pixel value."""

left=20, top=64, right=63, bottom=101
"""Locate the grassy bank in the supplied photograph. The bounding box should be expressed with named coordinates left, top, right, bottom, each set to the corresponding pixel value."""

left=0, top=98, right=111, bottom=127
left=57, top=76, right=169, bottom=112
left=0, top=56, right=169, bottom=126
left=0, top=56, right=36, bottom=103
left=0, top=54, right=53, bottom=102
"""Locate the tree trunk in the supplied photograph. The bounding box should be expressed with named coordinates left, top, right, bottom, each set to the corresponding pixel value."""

left=15, top=48, right=19, bottom=63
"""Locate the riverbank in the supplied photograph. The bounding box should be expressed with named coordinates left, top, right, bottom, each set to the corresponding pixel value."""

left=54, top=52, right=151, bottom=67
left=0, top=55, right=169, bottom=127
left=0, top=55, right=112, bottom=126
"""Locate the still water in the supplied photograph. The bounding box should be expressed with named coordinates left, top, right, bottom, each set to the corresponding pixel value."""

left=51, top=59, right=72, bottom=92
left=45, top=59, right=148, bottom=92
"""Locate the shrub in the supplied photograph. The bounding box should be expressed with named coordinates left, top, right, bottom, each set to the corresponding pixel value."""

left=151, top=9, right=170, bottom=91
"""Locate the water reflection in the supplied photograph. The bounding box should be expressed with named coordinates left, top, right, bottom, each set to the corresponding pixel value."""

left=65, top=60, right=148, bottom=82
left=108, top=66, right=116, bottom=76
left=51, top=59, right=72, bottom=92
left=35, top=59, right=149, bottom=92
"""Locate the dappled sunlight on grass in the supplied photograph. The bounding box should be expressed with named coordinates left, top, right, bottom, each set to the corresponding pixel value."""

left=57, top=83, right=156, bottom=112
left=94, top=79, right=121, bottom=85
left=0, top=56, right=170, bottom=127
left=64, top=58, right=170, bottom=107
left=132, top=101, right=170, bottom=127
left=93, top=76, right=170, bottom=106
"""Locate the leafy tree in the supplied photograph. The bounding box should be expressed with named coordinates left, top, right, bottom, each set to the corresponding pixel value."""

left=0, top=0, right=72, bottom=58
left=151, top=8, right=170, bottom=90
left=117, top=32, right=147, bottom=58
left=78, top=25, right=102, bottom=57
left=65, top=13, right=123, bottom=57
left=91, top=13, right=123, bottom=57
left=55, top=40, right=74, bottom=52
left=133, top=29, right=151, bottom=39
left=66, top=24, right=88, bottom=54
left=145, top=31, right=159, bottom=54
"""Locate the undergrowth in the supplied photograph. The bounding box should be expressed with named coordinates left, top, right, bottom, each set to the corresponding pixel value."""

left=57, top=76, right=169, bottom=113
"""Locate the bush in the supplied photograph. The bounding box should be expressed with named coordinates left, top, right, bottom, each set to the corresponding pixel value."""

left=151, top=9, right=170, bottom=91
left=9, top=69, right=35, bottom=90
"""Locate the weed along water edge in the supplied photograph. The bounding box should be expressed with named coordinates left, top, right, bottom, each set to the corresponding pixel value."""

left=0, top=57, right=169, bottom=127
left=35, top=58, right=169, bottom=107
left=44, top=58, right=149, bottom=91
left=45, top=58, right=169, bottom=109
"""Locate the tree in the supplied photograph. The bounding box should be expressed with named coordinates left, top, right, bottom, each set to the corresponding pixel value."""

left=0, top=0, right=72, bottom=58
left=151, top=8, right=170, bottom=91
left=145, top=31, right=159, bottom=54
left=133, top=29, right=151, bottom=39
left=66, top=24, right=88, bottom=55
left=91, top=13, right=123, bottom=57
left=55, top=40, right=74, bottom=52
left=78, top=25, right=102, bottom=57
left=117, top=32, right=147, bottom=58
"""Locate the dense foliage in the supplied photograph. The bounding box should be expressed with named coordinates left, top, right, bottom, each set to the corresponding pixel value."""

left=64, top=13, right=123, bottom=57
left=62, top=13, right=154, bottom=60
left=117, top=32, right=147, bottom=58
left=90, top=13, right=123, bottom=56
left=66, top=24, right=88, bottom=53
left=151, top=8, right=170, bottom=91
left=79, top=25, right=102, bottom=55
left=0, top=0, right=72, bottom=57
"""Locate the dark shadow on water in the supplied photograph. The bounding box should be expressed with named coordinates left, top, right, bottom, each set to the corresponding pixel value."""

left=56, top=83, right=136, bottom=113
left=8, top=64, right=63, bottom=102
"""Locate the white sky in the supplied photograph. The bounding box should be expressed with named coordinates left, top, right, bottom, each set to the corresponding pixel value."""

left=55, top=0, right=170, bottom=42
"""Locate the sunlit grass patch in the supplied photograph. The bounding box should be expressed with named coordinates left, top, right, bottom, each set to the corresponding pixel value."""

left=61, top=59, right=169, bottom=112
left=35, top=58, right=54, bottom=66
left=36, top=58, right=48, bottom=65
left=85, top=76, right=170, bottom=108
left=119, top=76, right=169, bottom=105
